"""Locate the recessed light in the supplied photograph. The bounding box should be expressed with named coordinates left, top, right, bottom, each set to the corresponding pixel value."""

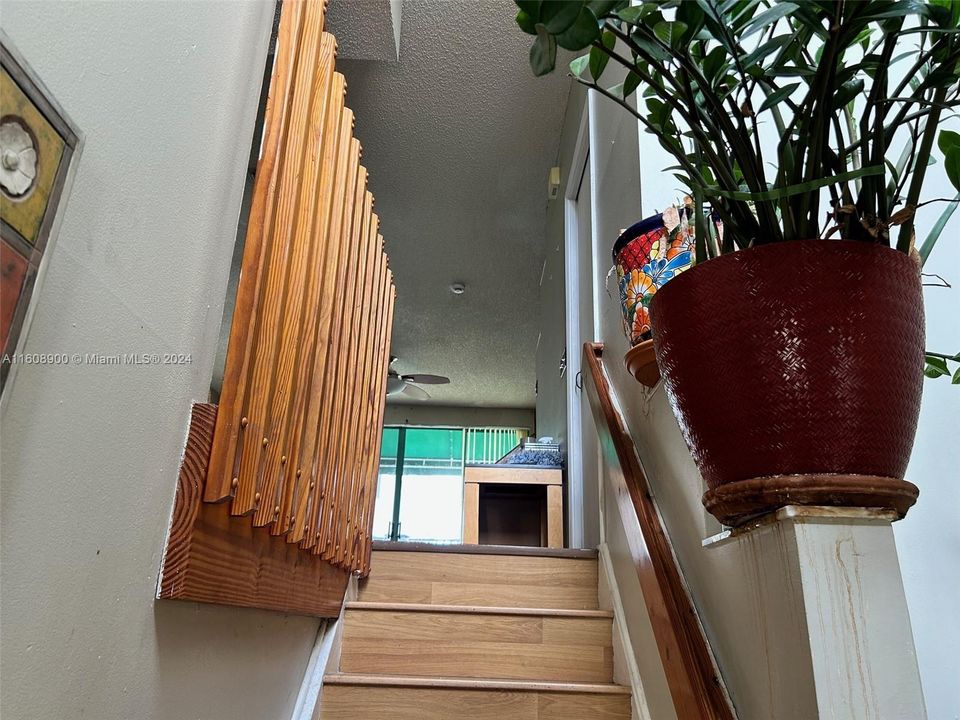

left=450, top=282, right=466, bottom=295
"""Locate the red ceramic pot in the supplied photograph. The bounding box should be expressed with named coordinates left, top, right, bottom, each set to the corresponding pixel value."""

left=649, top=240, right=924, bottom=526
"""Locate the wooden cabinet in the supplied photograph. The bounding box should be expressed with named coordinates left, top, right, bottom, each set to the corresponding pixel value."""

left=462, top=465, right=563, bottom=548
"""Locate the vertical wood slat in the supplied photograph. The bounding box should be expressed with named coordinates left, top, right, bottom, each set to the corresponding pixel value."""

left=232, top=0, right=328, bottom=516
left=360, top=281, right=396, bottom=575
left=204, top=0, right=395, bottom=575
left=350, top=247, right=386, bottom=568
left=353, top=243, right=390, bottom=569
left=204, top=0, right=308, bottom=503
left=274, top=71, right=346, bottom=537
left=289, top=120, right=358, bottom=546
left=302, top=146, right=360, bottom=549
left=309, top=162, right=366, bottom=552
left=357, top=277, right=395, bottom=573
left=254, top=31, right=338, bottom=528
left=348, top=254, right=388, bottom=570
left=303, top=155, right=362, bottom=550
left=325, top=198, right=377, bottom=564
left=338, top=214, right=383, bottom=568
left=318, top=184, right=372, bottom=559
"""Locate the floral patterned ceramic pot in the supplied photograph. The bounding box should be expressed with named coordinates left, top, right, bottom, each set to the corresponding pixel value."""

left=612, top=205, right=697, bottom=345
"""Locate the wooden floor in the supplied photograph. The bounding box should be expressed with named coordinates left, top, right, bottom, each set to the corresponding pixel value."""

left=322, top=549, right=631, bottom=719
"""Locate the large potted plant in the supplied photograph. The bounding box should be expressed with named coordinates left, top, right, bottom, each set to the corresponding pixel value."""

left=516, top=0, right=960, bottom=525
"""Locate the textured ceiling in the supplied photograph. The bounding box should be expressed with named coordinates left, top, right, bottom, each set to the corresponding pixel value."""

left=336, top=0, right=571, bottom=408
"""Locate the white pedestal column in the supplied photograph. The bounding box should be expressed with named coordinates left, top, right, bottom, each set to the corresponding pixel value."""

left=705, top=506, right=926, bottom=720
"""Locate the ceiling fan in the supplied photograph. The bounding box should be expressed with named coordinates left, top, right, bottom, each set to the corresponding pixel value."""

left=385, top=357, right=450, bottom=400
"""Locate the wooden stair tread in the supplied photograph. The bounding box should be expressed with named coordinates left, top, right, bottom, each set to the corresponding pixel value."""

left=372, top=541, right=598, bottom=559
left=345, top=601, right=613, bottom=618
left=323, top=673, right=631, bottom=695
left=361, top=551, right=600, bottom=610
left=330, top=547, right=629, bottom=718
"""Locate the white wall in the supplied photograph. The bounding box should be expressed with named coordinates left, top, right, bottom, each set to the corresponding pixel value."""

left=0, top=3, right=326, bottom=719
left=535, top=85, right=582, bottom=445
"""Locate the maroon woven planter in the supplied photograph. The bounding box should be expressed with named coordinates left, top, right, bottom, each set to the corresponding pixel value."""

left=649, top=240, right=924, bottom=526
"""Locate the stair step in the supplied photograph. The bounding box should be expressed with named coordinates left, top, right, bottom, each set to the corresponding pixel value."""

left=359, top=550, right=599, bottom=610
left=341, top=605, right=614, bottom=683
left=346, top=601, right=613, bottom=617
left=372, top=541, right=599, bottom=559
left=321, top=675, right=631, bottom=720
left=323, top=673, right=631, bottom=692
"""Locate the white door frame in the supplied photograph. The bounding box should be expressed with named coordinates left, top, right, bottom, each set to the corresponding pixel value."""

left=564, top=102, right=592, bottom=549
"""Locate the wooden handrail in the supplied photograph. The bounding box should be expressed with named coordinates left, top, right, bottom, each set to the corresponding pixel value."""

left=581, top=343, right=735, bottom=720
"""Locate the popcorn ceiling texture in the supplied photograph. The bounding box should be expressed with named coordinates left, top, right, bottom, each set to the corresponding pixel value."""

left=338, top=0, right=572, bottom=409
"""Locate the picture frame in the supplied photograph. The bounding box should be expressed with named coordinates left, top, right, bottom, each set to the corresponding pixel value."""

left=0, top=30, right=83, bottom=397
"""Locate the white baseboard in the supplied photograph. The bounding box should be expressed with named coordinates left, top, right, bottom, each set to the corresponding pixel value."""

left=290, top=575, right=358, bottom=720
left=599, top=542, right=653, bottom=720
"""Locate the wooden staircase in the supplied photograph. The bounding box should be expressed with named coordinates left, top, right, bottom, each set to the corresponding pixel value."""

left=322, top=547, right=632, bottom=719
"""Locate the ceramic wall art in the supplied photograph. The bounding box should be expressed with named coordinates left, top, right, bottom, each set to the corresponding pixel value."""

left=0, top=32, right=82, bottom=393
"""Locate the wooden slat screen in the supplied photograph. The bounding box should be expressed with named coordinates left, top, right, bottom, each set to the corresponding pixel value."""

left=204, top=0, right=395, bottom=576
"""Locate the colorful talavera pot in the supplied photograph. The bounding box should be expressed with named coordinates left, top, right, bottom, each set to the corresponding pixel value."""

left=612, top=205, right=698, bottom=346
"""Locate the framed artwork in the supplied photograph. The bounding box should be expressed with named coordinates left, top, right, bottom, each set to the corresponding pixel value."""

left=0, top=31, right=82, bottom=394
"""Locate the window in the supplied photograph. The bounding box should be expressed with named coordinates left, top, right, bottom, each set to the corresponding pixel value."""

left=374, top=426, right=529, bottom=543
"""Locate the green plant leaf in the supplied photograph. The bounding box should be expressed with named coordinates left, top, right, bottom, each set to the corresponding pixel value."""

left=925, top=356, right=950, bottom=374
left=742, top=1, right=798, bottom=38
left=937, top=130, right=960, bottom=192
left=616, top=5, right=652, bottom=24
left=530, top=24, right=558, bottom=76
left=938, top=129, right=960, bottom=155
left=556, top=6, right=601, bottom=49
left=540, top=0, right=584, bottom=33
left=631, top=32, right=672, bottom=62
left=623, top=69, right=642, bottom=98
left=702, top=46, right=728, bottom=84
left=742, top=34, right=792, bottom=68
left=516, top=9, right=538, bottom=34
left=859, top=0, right=930, bottom=21
left=767, top=67, right=817, bottom=78
left=945, top=148, right=960, bottom=193
left=833, top=78, right=865, bottom=110
left=569, top=54, right=590, bottom=78
left=587, top=0, right=623, bottom=18
left=918, top=193, right=960, bottom=266
left=954, top=366, right=960, bottom=384
left=676, top=0, right=705, bottom=41
left=758, top=82, right=800, bottom=113
left=925, top=365, right=948, bottom=378
left=515, top=0, right=541, bottom=19
left=929, top=0, right=960, bottom=26
left=653, top=20, right=688, bottom=47
left=699, top=166, right=885, bottom=201
left=590, top=30, right=616, bottom=80
left=729, top=0, right=763, bottom=31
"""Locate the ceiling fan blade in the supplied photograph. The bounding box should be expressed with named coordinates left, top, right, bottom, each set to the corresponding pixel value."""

left=385, top=375, right=405, bottom=396
left=401, top=383, right=431, bottom=400
left=402, top=374, right=450, bottom=385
